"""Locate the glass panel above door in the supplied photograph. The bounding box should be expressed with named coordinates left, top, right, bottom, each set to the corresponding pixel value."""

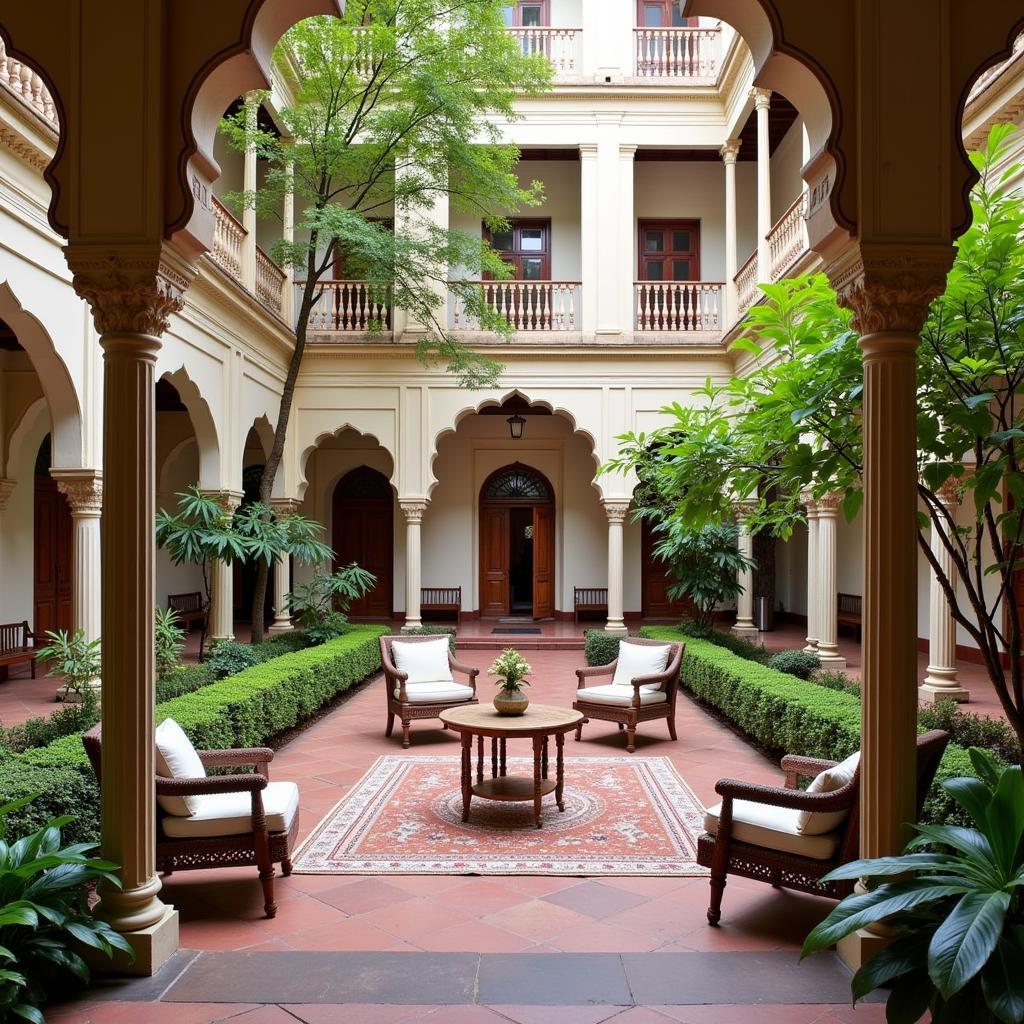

left=521, top=5, right=543, bottom=27
left=519, top=228, right=544, bottom=252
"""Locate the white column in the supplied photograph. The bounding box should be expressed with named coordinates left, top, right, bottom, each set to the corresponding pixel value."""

left=720, top=139, right=741, bottom=327
left=595, top=121, right=622, bottom=336
left=603, top=500, right=629, bottom=635
left=52, top=470, right=104, bottom=644
left=814, top=493, right=847, bottom=669
left=240, top=93, right=258, bottom=292
left=920, top=481, right=969, bottom=702
left=268, top=497, right=300, bottom=633
left=280, top=160, right=295, bottom=325
left=579, top=143, right=599, bottom=336
left=400, top=499, right=426, bottom=632
left=732, top=502, right=758, bottom=638
left=801, top=493, right=820, bottom=653
left=395, top=162, right=448, bottom=338
left=753, top=88, right=772, bottom=286
left=619, top=144, right=637, bottom=338
left=206, top=491, right=242, bottom=642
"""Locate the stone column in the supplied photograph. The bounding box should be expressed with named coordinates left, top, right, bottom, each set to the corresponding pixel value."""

left=268, top=498, right=301, bottom=633
left=281, top=160, right=295, bottom=325
left=68, top=247, right=192, bottom=973
left=920, top=480, right=969, bottom=702
left=240, top=93, right=258, bottom=292
left=52, top=470, right=104, bottom=644
left=720, top=139, right=741, bottom=326
left=578, top=142, right=599, bottom=336
left=400, top=499, right=427, bottom=632
left=205, top=491, right=243, bottom=642
left=814, top=492, right=847, bottom=669
left=732, top=501, right=758, bottom=639
left=603, top=500, right=630, bottom=635
left=753, top=88, right=772, bottom=285
left=801, top=493, right=820, bottom=653
left=618, top=144, right=637, bottom=337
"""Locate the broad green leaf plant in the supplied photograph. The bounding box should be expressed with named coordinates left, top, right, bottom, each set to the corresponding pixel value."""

left=286, top=563, right=378, bottom=645
left=0, top=796, right=133, bottom=1024
left=219, top=2, right=552, bottom=639
left=34, top=631, right=101, bottom=702
left=604, top=125, right=1024, bottom=758
left=802, top=748, right=1024, bottom=1024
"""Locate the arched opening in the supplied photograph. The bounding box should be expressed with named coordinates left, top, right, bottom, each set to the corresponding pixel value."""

left=479, top=463, right=555, bottom=619
left=32, top=434, right=71, bottom=636
left=332, top=466, right=394, bottom=620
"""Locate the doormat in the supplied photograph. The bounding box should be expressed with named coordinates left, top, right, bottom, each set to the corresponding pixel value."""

left=290, top=755, right=710, bottom=876
left=491, top=627, right=542, bottom=635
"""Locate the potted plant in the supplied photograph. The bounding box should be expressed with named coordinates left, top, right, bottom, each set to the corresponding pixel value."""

left=802, top=747, right=1024, bottom=1024
left=35, top=629, right=101, bottom=704
left=489, top=648, right=532, bottom=716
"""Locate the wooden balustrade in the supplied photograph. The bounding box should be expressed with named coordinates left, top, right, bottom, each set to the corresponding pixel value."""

left=634, top=281, right=723, bottom=332
left=0, top=38, right=59, bottom=131
left=304, top=280, right=393, bottom=332
left=255, top=246, right=286, bottom=316
left=210, top=197, right=246, bottom=280
left=507, top=28, right=581, bottom=75
left=450, top=281, right=580, bottom=332
left=767, top=193, right=808, bottom=281
left=734, top=252, right=760, bottom=317
left=634, top=27, right=720, bottom=78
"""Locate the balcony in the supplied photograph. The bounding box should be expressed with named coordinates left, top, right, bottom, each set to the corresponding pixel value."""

left=507, top=27, right=581, bottom=78
left=0, top=37, right=59, bottom=132
left=304, top=280, right=393, bottom=333
left=450, top=280, right=581, bottom=333
left=633, top=26, right=721, bottom=81
left=634, top=281, right=723, bottom=333
left=734, top=194, right=811, bottom=319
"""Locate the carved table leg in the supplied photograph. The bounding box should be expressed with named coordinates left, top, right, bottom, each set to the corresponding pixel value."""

left=477, top=734, right=484, bottom=784
left=491, top=736, right=498, bottom=778
left=556, top=732, right=566, bottom=811
left=532, top=734, right=543, bottom=828
left=542, top=735, right=549, bottom=779
left=500, top=738, right=507, bottom=776
left=460, top=732, right=472, bottom=822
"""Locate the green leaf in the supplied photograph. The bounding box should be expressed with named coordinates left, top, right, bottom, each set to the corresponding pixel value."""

left=927, top=890, right=1011, bottom=998
left=981, top=935, right=1024, bottom=1024
left=852, top=933, right=930, bottom=1002
left=11, top=1004, right=45, bottom=1024
left=884, top=971, right=935, bottom=1024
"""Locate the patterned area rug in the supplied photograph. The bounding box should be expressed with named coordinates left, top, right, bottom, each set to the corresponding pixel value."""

left=292, top=755, right=710, bottom=876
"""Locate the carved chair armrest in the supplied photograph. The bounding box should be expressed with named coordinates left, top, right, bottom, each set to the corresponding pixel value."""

left=628, top=669, right=674, bottom=689
left=449, top=658, right=480, bottom=690
left=715, top=777, right=856, bottom=814
left=197, top=747, right=274, bottom=771
left=576, top=663, right=616, bottom=687
left=156, top=772, right=268, bottom=797
left=780, top=753, right=839, bottom=789
left=383, top=665, right=409, bottom=703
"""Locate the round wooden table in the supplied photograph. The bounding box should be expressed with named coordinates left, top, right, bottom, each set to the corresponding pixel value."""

left=439, top=703, right=584, bottom=829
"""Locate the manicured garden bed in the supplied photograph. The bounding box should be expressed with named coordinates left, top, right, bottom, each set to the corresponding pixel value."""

left=0, top=625, right=388, bottom=842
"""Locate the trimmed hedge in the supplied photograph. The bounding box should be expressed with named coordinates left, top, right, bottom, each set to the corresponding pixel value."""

left=584, top=629, right=633, bottom=666
left=399, top=625, right=457, bottom=653
left=640, top=626, right=974, bottom=824
left=0, top=626, right=388, bottom=843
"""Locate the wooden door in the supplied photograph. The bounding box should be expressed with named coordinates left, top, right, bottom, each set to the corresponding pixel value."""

left=638, top=221, right=701, bottom=283
left=641, top=519, right=693, bottom=620
left=532, top=505, right=554, bottom=619
left=34, top=474, right=72, bottom=635
left=332, top=468, right=393, bottom=619
left=502, top=1, right=549, bottom=27
left=480, top=507, right=511, bottom=616
left=636, top=0, right=692, bottom=25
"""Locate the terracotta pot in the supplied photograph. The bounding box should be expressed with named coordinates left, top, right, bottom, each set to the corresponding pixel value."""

left=493, top=684, right=529, bottom=716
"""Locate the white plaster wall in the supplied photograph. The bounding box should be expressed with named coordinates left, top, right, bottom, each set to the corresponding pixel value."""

left=775, top=522, right=808, bottom=617
left=550, top=0, right=582, bottom=25
left=155, top=435, right=206, bottom=606
left=769, top=118, right=805, bottom=223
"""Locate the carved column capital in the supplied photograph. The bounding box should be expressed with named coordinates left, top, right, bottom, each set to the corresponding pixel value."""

left=269, top=497, right=302, bottom=517
left=0, top=478, right=15, bottom=512
left=732, top=498, right=758, bottom=519
left=800, top=489, right=818, bottom=513
left=201, top=489, right=244, bottom=515
left=751, top=87, right=771, bottom=110
left=602, top=499, right=631, bottom=524
left=815, top=491, right=844, bottom=515
left=65, top=244, right=195, bottom=336
left=399, top=499, right=428, bottom=523
left=829, top=245, right=952, bottom=335
left=52, top=469, right=103, bottom=515
left=719, top=138, right=741, bottom=164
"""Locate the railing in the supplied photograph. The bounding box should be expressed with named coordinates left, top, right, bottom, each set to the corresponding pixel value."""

left=507, top=28, right=581, bottom=76
left=303, top=280, right=393, bottom=332
left=255, top=246, right=286, bottom=316
left=0, top=38, right=59, bottom=131
left=634, top=27, right=720, bottom=79
left=210, top=197, right=246, bottom=280
left=450, top=281, right=581, bottom=332
left=634, top=281, right=723, bottom=332
left=735, top=252, right=759, bottom=318
left=767, top=193, right=808, bottom=281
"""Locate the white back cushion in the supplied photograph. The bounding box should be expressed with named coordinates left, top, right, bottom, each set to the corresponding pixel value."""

left=155, top=718, right=206, bottom=817
left=796, top=750, right=861, bottom=835
left=391, top=638, right=454, bottom=685
left=611, top=642, right=671, bottom=687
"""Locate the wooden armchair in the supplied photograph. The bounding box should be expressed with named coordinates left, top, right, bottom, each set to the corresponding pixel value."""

left=380, top=634, right=479, bottom=748
left=82, top=724, right=299, bottom=919
left=573, top=637, right=684, bottom=752
left=697, top=729, right=950, bottom=925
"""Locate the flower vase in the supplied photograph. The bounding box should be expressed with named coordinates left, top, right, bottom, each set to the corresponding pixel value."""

left=493, top=684, right=529, bottom=716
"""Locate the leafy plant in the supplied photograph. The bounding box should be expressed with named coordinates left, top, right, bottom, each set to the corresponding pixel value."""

left=488, top=649, right=532, bottom=692
left=34, top=631, right=100, bottom=702
left=765, top=649, right=820, bottom=680
left=204, top=641, right=263, bottom=681
left=803, top=748, right=1024, bottom=1024
left=0, top=794, right=133, bottom=1023
left=584, top=630, right=635, bottom=667
left=154, top=607, right=186, bottom=681
left=400, top=626, right=457, bottom=653
left=286, top=564, right=377, bottom=645
left=674, top=620, right=771, bottom=664
left=918, top=702, right=1022, bottom=767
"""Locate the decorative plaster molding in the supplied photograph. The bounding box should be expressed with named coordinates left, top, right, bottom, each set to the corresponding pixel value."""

left=815, top=491, right=844, bottom=514
left=750, top=87, right=771, bottom=110
left=269, top=497, right=303, bottom=517
left=719, top=138, right=741, bottom=163
left=602, top=499, right=630, bottom=523
left=0, top=122, right=48, bottom=171
left=52, top=470, right=103, bottom=514
left=399, top=499, right=428, bottom=522
left=0, top=478, right=15, bottom=512
left=799, top=489, right=817, bottom=512
left=201, top=489, right=244, bottom=514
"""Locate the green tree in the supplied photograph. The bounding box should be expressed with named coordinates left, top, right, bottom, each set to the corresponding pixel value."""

left=603, top=126, right=1024, bottom=758
left=220, top=3, right=552, bottom=639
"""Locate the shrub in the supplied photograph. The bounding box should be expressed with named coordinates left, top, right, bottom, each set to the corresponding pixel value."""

left=205, top=640, right=263, bottom=679
left=0, top=701, right=100, bottom=755
left=918, top=699, right=1021, bottom=765
left=675, top=620, right=771, bottom=664
left=0, top=756, right=98, bottom=846
left=155, top=606, right=186, bottom=679
left=399, top=625, right=457, bottom=652
left=812, top=669, right=861, bottom=697
left=303, top=611, right=350, bottom=647
left=154, top=662, right=219, bottom=703
left=765, top=649, right=821, bottom=680
left=584, top=629, right=633, bottom=666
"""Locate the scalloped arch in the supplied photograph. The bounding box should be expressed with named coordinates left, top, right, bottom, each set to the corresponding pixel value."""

left=298, top=423, right=396, bottom=502
left=159, top=367, right=221, bottom=489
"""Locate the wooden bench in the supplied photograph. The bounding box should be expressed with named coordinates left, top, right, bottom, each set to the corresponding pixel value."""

left=168, top=592, right=207, bottom=632
left=420, top=587, right=461, bottom=622
left=837, top=593, right=862, bottom=641
left=0, top=621, right=38, bottom=679
left=574, top=587, right=609, bottom=624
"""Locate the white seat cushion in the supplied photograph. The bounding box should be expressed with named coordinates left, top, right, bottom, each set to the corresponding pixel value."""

left=796, top=750, right=860, bottom=835
left=611, top=642, right=671, bottom=687
left=391, top=638, right=454, bottom=685
left=401, top=681, right=475, bottom=704
left=703, top=799, right=841, bottom=861
left=161, top=780, right=300, bottom=839
left=155, top=718, right=206, bottom=816
left=576, top=684, right=667, bottom=707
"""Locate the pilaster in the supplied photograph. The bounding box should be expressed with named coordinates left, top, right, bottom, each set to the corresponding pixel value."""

left=51, top=469, right=104, bottom=645
left=720, top=139, right=741, bottom=327
left=603, top=500, right=630, bottom=635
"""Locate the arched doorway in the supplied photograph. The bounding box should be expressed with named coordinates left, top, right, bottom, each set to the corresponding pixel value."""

left=33, top=435, right=72, bottom=635
left=332, top=466, right=393, bottom=619
left=479, top=464, right=554, bottom=619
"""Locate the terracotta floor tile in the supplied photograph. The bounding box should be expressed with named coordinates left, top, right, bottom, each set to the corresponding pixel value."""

left=358, top=896, right=474, bottom=944
left=544, top=919, right=662, bottom=952
left=481, top=900, right=592, bottom=943
left=283, top=916, right=419, bottom=951
left=228, top=1007, right=302, bottom=1024
left=285, top=1005, right=435, bottom=1024
left=487, top=1007, right=624, bottom=1024
left=419, top=1008, right=509, bottom=1022
left=414, top=919, right=536, bottom=953
left=541, top=880, right=649, bottom=920
left=603, top=1010, right=679, bottom=1023
left=311, top=877, right=413, bottom=915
